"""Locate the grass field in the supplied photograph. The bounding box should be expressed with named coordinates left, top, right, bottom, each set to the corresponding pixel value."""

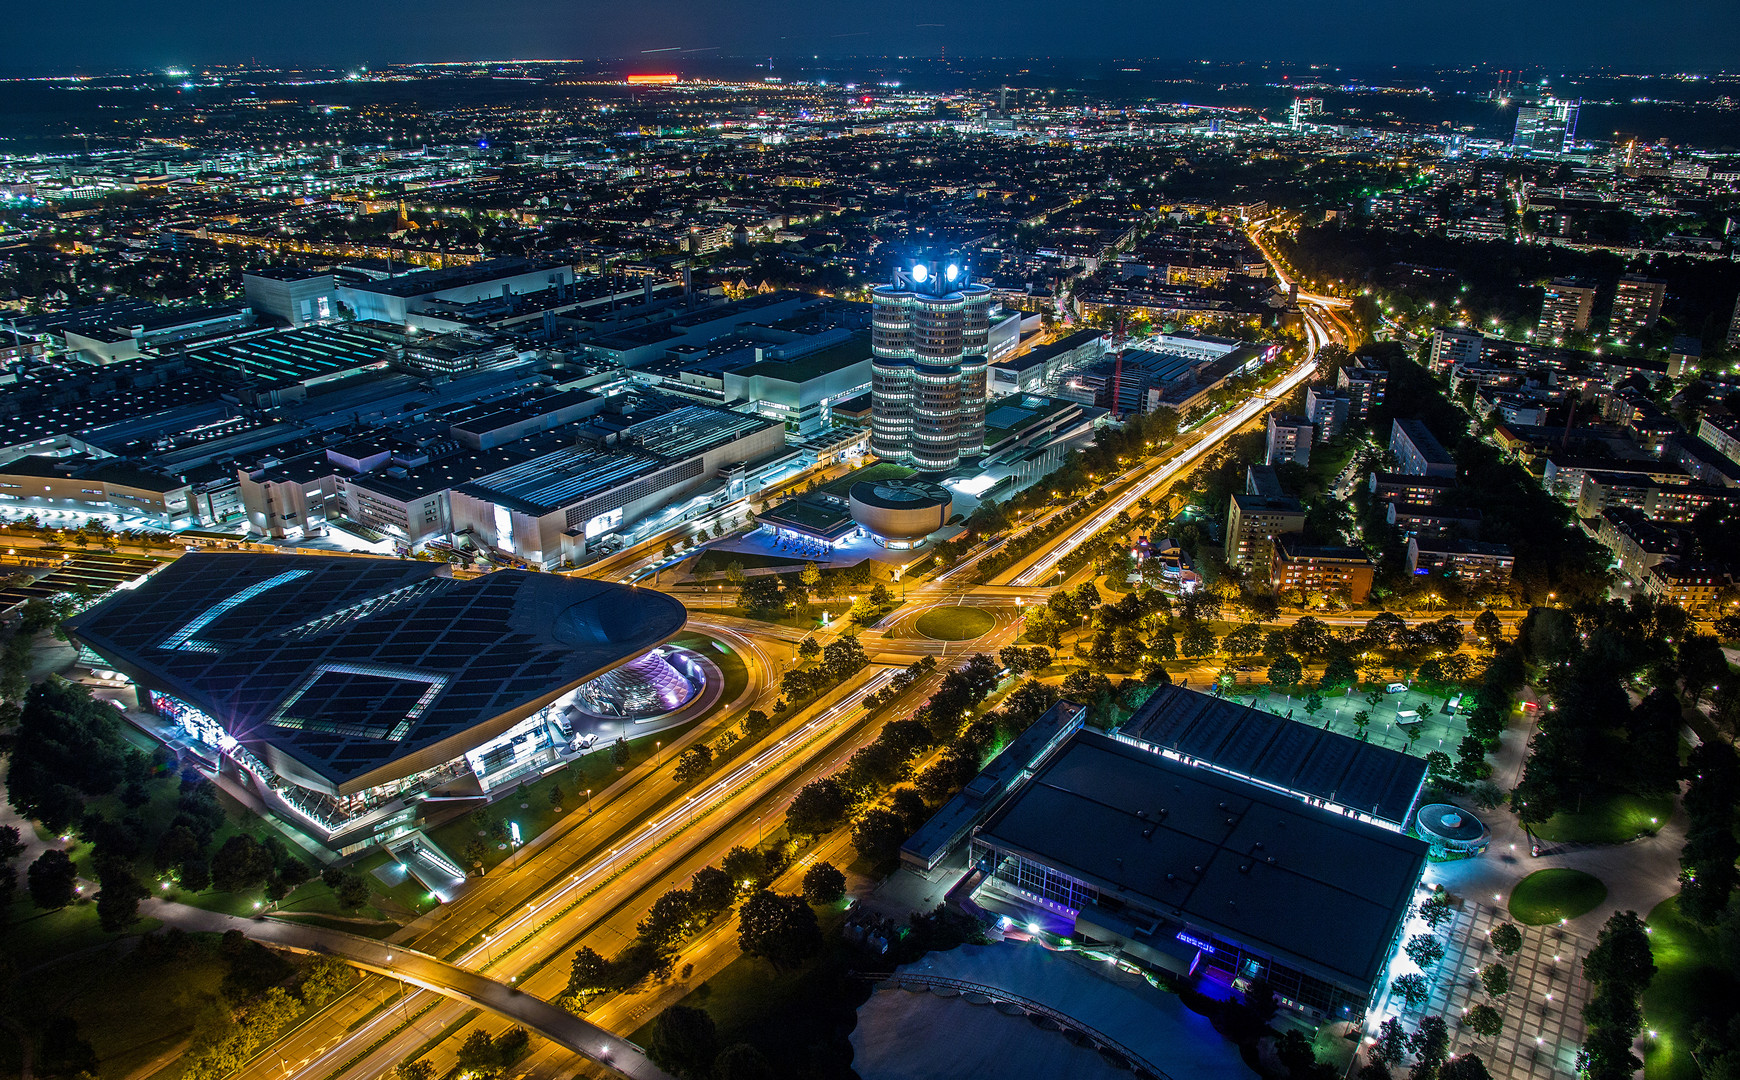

left=628, top=910, right=853, bottom=1075
left=1531, top=793, right=1675, bottom=845
left=817, top=462, right=914, bottom=498
left=1643, top=897, right=1740, bottom=1080
left=914, top=606, right=996, bottom=641
left=717, top=601, right=859, bottom=631
left=1508, top=869, right=1607, bottom=925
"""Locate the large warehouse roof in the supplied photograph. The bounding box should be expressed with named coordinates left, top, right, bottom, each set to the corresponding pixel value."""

left=1117, top=685, right=1428, bottom=828
left=977, top=731, right=1427, bottom=992
left=65, top=554, right=685, bottom=794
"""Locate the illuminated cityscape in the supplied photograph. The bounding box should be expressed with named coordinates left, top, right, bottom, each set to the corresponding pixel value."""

left=0, top=10, right=1739, bottom=1080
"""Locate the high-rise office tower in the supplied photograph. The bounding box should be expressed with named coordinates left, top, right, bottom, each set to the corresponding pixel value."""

left=1537, top=277, right=1596, bottom=339
left=1512, top=98, right=1580, bottom=154
left=1728, top=293, right=1740, bottom=351
left=1289, top=97, right=1324, bottom=129
left=870, top=258, right=991, bottom=472
left=1610, top=275, right=1667, bottom=341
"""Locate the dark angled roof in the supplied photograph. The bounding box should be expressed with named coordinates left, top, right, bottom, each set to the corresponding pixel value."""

left=65, top=554, right=685, bottom=794
left=977, top=731, right=1427, bottom=993
left=1117, top=684, right=1426, bottom=827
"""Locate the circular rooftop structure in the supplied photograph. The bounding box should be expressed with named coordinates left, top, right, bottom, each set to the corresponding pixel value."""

left=1415, top=804, right=1490, bottom=853
left=571, top=647, right=707, bottom=721
left=849, top=479, right=953, bottom=547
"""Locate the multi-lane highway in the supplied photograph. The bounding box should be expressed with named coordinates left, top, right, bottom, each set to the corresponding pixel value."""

left=209, top=222, right=1362, bottom=1080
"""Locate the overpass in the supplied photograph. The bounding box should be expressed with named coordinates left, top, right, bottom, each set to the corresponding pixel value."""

left=141, top=900, right=674, bottom=1080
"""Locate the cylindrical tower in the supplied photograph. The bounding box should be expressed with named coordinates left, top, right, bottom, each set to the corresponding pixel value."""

left=869, top=258, right=991, bottom=472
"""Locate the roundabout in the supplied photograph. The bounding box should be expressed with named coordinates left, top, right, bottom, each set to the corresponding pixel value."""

left=914, top=605, right=997, bottom=641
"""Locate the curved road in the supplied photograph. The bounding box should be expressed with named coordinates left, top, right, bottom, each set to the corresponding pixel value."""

left=140, top=900, right=674, bottom=1080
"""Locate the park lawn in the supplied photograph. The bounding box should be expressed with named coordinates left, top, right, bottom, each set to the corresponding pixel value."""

left=1, top=896, right=161, bottom=969
left=1531, top=792, right=1676, bottom=845
left=914, top=605, right=996, bottom=641
left=629, top=910, right=854, bottom=1073
left=1643, top=897, right=1740, bottom=1080
left=1508, top=869, right=1607, bottom=925
left=717, top=601, right=860, bottom=631
left=27, top=937, right=229, bottom=1080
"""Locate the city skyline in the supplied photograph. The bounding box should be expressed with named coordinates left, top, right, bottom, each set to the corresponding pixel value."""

left=5, top=0, right=1740, bottom=77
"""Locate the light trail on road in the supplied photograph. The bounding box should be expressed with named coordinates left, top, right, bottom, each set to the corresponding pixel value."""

left=1013, top=356, right=1320, bottom=586
left=280, top=667, right=897, bottom=1080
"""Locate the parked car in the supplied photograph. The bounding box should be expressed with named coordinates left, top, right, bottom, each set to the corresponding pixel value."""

left=1385, top=682, right=1408, bottom=694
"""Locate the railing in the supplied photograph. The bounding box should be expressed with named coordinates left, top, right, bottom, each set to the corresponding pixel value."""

left=861, top=972, right=1176, bottom=1080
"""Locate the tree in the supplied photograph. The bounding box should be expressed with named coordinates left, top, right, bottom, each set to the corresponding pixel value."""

left=1303, top=691, right=1324, bottom=718
left=802, top=861, right=846, bottom=906
left=1404, top=933, right=1444, bottom=970
left=1417, top=893, right=1453, bottom=930
left=1439, top=1055, right=1494, bottom=1080
left=1390, top=973, right=1429, bottom=1009
left=456, top=1029, right=502, bottom=1078
left=96, top=871, right=147, bottom=931
left=737, top=890, right=823, bottom=968
left=396, top=1061, right=434, bottom=1080
left=785, top=778, right=849, bottom=841
left=301, top=957, right=355, bottom=1007
left=797, top=635, right=821, bottom=661
left=211, top=835, right=274, bottom=894
left=721, top=846, right=769, bottom=891
left=1373, top=1017, right=1409, bottom=1065
left=1471, top=964, right=1511, bottom=1013
left=1267, top=653, right=1304, bottom=691
left=1464, top=999, right=1505, bottom=1039
left=851, top=807, right=909, bottom=866
left=1489, top=923, right=1523, bottom=957
left=739, top=575, right=784, bottom=613
left=713, top=1042, right=776, bottom=1080
left=638, top=888, right=695, bottom=948
left=648, top=1006, right=719, bottom=1080
left=1179, top=621, right=1218, bottom=658
left=1580, top=910, right=1657, bottom=1080
left=673, top=744, right=714, bottom=783
left=567, top=946, right=610, bottom=1000
left=28, top=849, right=77, bottom=910
left=1409, top=1015, right=1450, bottom=1078
left=689, top=866, right=735, bottom=919
left=1223, top=623, right=1265, bottom=658
left=610, top=737, right=631, bottom=768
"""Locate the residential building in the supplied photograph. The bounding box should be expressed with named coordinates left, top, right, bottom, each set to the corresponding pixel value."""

left=1405, top=538, right=1515, bottom=589
left=1389, top=418, right=1457, bottom=478
left=1225, top=492, right=1306, bottom=572
left=1337, top=361, right=1388, bottom=421
left=1266, top=414, right=1313, bottom=467
left=1428, top=327, right=1484, bottom=371
left=1609, top=276, right=1667, bottom=342
left=1270, top=537, right=1375, bottom=605
left=1304, top=386, right=1350, bottom=441
left=1537, top=278, right=1596, bottom=339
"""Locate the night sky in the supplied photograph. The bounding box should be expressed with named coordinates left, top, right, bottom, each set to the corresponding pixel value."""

left=7, top=0, right=1739, bottom=75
